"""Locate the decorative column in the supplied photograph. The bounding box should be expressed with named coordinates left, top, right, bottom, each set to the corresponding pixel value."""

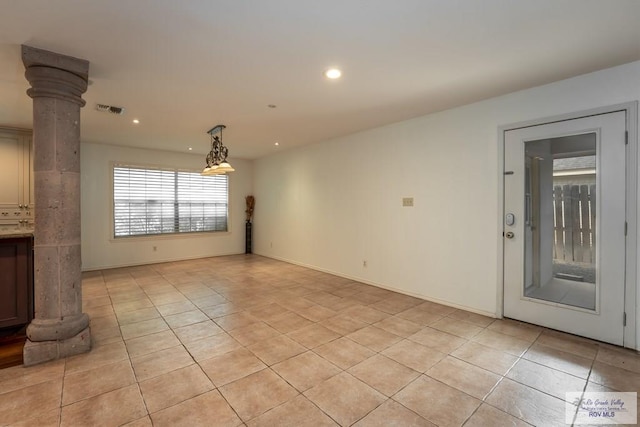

left=21, top=45, right=91, bottom=365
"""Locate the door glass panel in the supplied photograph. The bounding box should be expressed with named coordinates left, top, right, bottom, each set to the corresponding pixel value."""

left=523, top=133, right=596, bottom=310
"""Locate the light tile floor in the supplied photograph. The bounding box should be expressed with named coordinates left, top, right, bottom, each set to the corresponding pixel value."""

left=1, top=255, right=639, bottom=426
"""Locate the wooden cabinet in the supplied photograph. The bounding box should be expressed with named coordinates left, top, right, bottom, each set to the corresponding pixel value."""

left=0, top=128, right=33, bottom=227
left=0, top=237, right=33, bottom=329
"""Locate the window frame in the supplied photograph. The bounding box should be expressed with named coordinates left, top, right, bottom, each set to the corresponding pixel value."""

left=110, top=162, right=231, bottom=240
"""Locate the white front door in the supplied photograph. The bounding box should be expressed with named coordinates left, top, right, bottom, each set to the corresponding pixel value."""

left=503, top=111, right=627, bottom=345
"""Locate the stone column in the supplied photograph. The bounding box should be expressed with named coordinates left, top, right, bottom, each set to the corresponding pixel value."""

left=21, top=45, right=91, bottom=366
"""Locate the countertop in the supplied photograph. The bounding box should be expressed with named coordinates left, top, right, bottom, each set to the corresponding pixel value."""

left=0, top=228, right=34, bottom=239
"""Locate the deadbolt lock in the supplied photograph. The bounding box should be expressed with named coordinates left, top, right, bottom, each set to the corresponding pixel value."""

left=505, top=231, right=514, bottom=239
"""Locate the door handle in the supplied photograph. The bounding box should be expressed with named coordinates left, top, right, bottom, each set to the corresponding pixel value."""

left=505, top=231, right=514, bottom=239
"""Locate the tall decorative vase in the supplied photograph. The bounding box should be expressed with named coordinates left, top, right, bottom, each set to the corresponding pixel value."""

left=245, top=195, right=255, bottom=254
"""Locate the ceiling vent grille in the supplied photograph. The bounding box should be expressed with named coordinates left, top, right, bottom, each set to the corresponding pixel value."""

left=96, top=104, right=125, bottom=115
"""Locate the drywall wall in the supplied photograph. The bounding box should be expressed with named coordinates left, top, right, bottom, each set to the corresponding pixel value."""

left=80, top=142, right=252, bottom=270
left=253, top=61, right=640, bottom=323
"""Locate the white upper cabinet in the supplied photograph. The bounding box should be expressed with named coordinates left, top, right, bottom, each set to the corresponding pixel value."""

left=0, top=128, right=33, bottom=226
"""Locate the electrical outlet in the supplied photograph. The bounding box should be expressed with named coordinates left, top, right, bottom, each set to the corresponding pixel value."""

left=402, top=197, right=414, bottom=207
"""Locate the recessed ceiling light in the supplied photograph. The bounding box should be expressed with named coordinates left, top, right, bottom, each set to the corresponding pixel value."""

left=132, top=119, right=140, bottom=124
left=274, top=142, right=279, bottom=146
left=324, top=68, right=342, bottom=79
left=188, top=147, right=193, bottom=151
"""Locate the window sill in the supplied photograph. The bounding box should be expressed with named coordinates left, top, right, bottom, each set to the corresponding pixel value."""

left=109, top=230, right=231, bottom=243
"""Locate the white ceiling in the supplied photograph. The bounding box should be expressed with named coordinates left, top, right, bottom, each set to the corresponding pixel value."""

left=1, top=0, right=639, bottom=159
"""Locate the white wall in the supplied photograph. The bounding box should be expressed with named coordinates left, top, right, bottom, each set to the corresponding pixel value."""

left=253, top=62, right=640, bottom=323
left=80, top=142, right=252, bottom=270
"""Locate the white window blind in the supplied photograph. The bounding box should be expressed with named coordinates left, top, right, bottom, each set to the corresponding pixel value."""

left=113, top=165, right=228, bottom=237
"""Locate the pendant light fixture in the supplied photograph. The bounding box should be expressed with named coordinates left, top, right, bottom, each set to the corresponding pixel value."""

left=202, top=124, right=235, bottom=175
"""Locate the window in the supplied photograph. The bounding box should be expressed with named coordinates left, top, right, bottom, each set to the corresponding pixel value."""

left=113, top=165, right=228, bottom=238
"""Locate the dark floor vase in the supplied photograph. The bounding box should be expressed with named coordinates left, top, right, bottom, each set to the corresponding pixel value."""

left=245, top=220, right=252, bottom=254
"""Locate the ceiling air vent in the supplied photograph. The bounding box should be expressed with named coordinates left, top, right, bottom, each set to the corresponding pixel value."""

left=96, top=103, right=125, bottom=115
